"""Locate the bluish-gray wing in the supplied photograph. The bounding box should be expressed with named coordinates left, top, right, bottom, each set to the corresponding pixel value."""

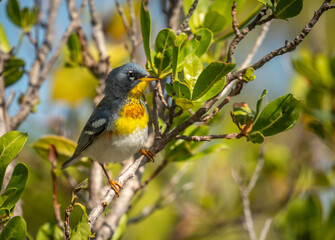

left=62, top=104, right=111, bottom=168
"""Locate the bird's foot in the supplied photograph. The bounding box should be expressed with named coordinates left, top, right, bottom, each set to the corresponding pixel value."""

left=139, top=148, right=155, bottom=162
left=108, top=179, right=123, bottom=197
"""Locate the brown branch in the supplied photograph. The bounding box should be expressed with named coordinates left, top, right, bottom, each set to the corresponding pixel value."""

left=0, top=51, right=11, bottom=135
left=175, top=133, right=242, bottom=142
left=48, top=145, right=63, bottom=231
left=152, top=85, right=162, bottom=137
left=10, top=0, right=89, bottom=130
left=64, top=195, right=78, bottom=240
left=227, top=0, right=334, bottom=82
left=227, top=5, right=269, bottom=63
left=177, top=0, right=198, bottom=34
left=167, top=0, right=183, bottom=31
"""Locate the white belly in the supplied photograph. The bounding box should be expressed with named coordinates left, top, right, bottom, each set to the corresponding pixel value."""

left=82, top=127, right=148, bottom=164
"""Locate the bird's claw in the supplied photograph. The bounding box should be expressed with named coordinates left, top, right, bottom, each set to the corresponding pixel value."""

left=108, top=179, right=123, bottom=197
left=139, top=148, right=155, bottom=162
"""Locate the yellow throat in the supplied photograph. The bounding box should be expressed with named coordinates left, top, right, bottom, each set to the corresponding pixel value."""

left=114, top=81, right=149, bottom=135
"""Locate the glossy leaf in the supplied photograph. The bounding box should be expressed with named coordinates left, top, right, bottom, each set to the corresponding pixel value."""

left=192, top=62, right=235, bottom=100
left=36, top=223, right=63, bottom=240
left=4, top=163, right=28, bottom=210
left=111, top=214, right=128, bottom=240
left=72, top=179, right=88, bottom=202
left=251, top=93, right=300, bottom=136
left=193, top=76, right=226, bottom=102
left=0, top=131, right=28, bottom=190
left=175, top=98, right=194, bottom=110
left=3, top=57, right=25, bottom=87
left=183, top=54, right=202, bottom=90
left=183, top=0, right=211, bottom=31
left=172, top=33, right=187, bottom=80
left=154, top=28, right=176, bottom=76
left=174, top=80, right=191, bottom=99
left=6, top=0, right=21, bottom=27
left=204, top=10, right=227, bottom=33
left=233, top=102, right=254, bottom=126
left=0, top=208, right=10, bottom=224
left=248, top=131, right=265, bottom=144
left=31, top=135, right=77, bottom=163
left=274, top=0, right=303, bottom=19
left=165, top=83, right=174, bottom=97
left=243, top=67, right=256, bottom=82
left=0, top=188, right=17, bottom=208
left=254, top=89, right=268, bottom=120
left=258, top=0, right=274, bottom=9
left=0, top=216, right=26, bottom=240
left=71, top=203, right=91, bottom=240
left=140, top=2, right=152, bottom=67
left=0, top=24, right=10, bottom=53
left=179, top=29, right=213, bottom=67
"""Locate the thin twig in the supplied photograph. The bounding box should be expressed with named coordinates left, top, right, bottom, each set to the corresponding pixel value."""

left=140, top=159, right=168, bottom=189
left=240, top=21, right=271, bottom=70
left=227, top=5, right=269, bottom=63
left=64, top=195, right=78, bottom=240
left=177, top=0, right=198, bottom=34
left=152, top=85, right=162, bottom=137
left=175, top=133, right=242, bottom=141
left=48, top=145, right=63, bottom=231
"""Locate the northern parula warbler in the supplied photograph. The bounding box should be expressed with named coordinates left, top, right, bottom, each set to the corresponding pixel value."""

left=62, top=63, right=157, bottom=196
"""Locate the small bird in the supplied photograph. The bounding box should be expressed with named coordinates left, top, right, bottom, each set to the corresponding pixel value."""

left=62, top=63, right=157, bottom=196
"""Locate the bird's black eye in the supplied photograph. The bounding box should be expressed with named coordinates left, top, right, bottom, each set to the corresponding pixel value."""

left=128, top=71, right=135, bottom=81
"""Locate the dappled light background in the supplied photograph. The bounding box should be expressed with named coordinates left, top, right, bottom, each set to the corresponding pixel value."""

left=1, top=0, right=335, bottom=239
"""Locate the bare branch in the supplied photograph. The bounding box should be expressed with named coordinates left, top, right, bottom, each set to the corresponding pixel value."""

left=0, top=51, right=11, bottom=134
left=175, top=133, right=241, bottom=141
left=167, top=0, right=183, bottom=31
left=240, top=21, right=271, bottom=70
left=64, top=195, right=78, bottom=240
left=177, top=0, right=198, bottom=34
left=48, top=145, right=64, bottom=234
left=228, top=0, right=334, bottom=82
left=227, top=5, right=269, bottom=63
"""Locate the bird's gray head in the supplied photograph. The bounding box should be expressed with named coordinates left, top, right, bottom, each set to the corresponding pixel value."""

left=104, top=63, right=156, bottom=99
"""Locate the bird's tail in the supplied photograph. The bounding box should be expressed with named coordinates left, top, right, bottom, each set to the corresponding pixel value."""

left=61, top=155, right=80, bottom=169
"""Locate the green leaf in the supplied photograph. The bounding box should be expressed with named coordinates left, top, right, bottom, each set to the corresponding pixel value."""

left=111, top=214, right=127, bottom=240
left=193, top=76, right=226, bottom=102
left=174, top=80, right=191, bottom=99
left=0, top=188, right=17, bottom=208
left=183, top=54, right=202, bottom=90
left=4, top=163, right=28, bottom=210
left=36, top=223, right=64, bottom=240
left=183, top=0, right=211, bottom=31
left=140, top=2, right=152, bottom=68
left=179, top=29, right=213, bottom=67
left=72, top=179, right=88, bottom=202
left=0, top=131, right=28, bottom=190
left=0, top=216, right=26, bottom=240
left=248, top=131, right=265, bottom=144
left=67, top=33, right=82, bottom=66
left=175, top=98, right=194, bottom=110
left=0, top=24, right=10, bottom=53
left=165, top=83, right=174, bottom=97
left=274, top=0, right=303, bottom=19
left=243, top=67, right=256, bottom=82
left=31, top=135, right=77, bottom=164
left=0, top=208, right=11, bottom=224
left=192, top=62, right=235, bottom=100
left=154, top=28, right=176, bottom=76
left=3, top=57, right=25, bottom=87
left=71, top=203, right=91, bottom=240
left=203, top=10, right=227, bottom=33
left=254, top=89, right=268, bottom=120
left=232, top=102, right=254, bottom=126
left=251, top=93, right=300, bottom=136
left=258, top=0, right=274, bottom=9
left=172, top=33, right=187, bottom=80
left=6, top=0, right=22, bottom=27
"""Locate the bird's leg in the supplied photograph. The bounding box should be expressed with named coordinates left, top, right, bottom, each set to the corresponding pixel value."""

left=99, top=163, right=123, bottom=197
left=139, top=148, right=155, bottom=162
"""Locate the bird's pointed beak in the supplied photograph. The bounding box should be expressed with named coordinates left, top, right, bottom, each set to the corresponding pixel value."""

left=139, top=76, right=159, bottom=82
